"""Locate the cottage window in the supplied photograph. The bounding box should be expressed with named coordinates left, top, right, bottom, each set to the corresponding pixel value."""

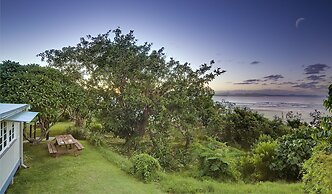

left=9, top=122, right=15, bottom=143
left=11, top=122, right=15, bottom=141
left=0, top=121, right=8, bottom=153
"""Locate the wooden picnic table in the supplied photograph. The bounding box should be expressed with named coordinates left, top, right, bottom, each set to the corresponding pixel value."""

left=47, top=134, right=84, bottom=157
left=56, top=134, right=76, bottom=146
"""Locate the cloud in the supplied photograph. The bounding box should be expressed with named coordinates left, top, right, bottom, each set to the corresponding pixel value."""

left=263, top=74, right=284, bottom=81
left=304, top=64, right=330, bottom=74
left=234, top=79, right=262, bottom=85
left=295, top=17, right=305, bottom=28
left=292, top=82, right=319, bottom=89
left=306, top=75, right=326, bottom=81
left=279, top=81, right=297, bottom=85
left=250, top=61, right=260, bottom=65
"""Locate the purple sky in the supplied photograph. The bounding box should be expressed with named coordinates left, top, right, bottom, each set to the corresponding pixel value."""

left=1, top=0, right=331, bottom=95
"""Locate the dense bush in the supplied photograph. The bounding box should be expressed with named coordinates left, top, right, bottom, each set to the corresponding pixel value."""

left=271, top=127, right=318, bottom=180
left=88, top=123, right=103, bottom=133
left=87, top=132, right=105, bottom=146
left=66, top=126, right=87, bottom=140
left=286, top=111, right=303, bottom=129
left=131, top=153, right=161, bottom=182
left=218, top=107, right=289, bottom=149
left=302, top=143, right=332, bottom=194
left=194, top=139, right=241, bottom=181
left=239, top=140, right=278, bottom=181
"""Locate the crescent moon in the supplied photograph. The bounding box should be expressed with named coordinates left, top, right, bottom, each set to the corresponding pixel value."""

left=296, top=18, right=305, bottom=28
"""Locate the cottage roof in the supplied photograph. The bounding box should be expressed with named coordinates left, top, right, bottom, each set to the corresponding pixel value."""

left=0, top=103, right=30, bottom=121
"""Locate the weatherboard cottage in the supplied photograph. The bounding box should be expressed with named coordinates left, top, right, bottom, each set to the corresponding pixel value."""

left=0, top=103, right=38, bottom=194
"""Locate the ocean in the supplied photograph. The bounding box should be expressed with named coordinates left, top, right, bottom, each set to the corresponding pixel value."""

left=213, top=95, right=330, bottom=122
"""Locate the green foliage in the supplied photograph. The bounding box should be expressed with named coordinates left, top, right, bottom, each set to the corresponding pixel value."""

left=39, top=29, right=224, bottom=152
left=286, top=111, right=303, bottom=129
left=0, top=60, right=88, bottom=143
left=9, top=142, right=304, bottom=194
left=131, top=153, right=161, bottom=182
left=194, top=139, right=241, bottom=181
left=218, top=107, right=289, bottom=149
left=65, top=126, right=88, bottom=140
left=271, top=127, right=318, bottom=180
left=88, top=123, right=103, bottom=133
left=87, top=132, right=105, bottom=147
left=324, top=84, right=332, bottom=112
left=302, top=143, right=332, bottom=194
left=239, top=140, right=278, bottom=181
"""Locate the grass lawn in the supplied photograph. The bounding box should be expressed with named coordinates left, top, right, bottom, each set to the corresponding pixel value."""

left=26, top=121, right=74, bottom=137
left=7, top=141, right=164, bottom=194
left=7, top=140, right=303, bottom=194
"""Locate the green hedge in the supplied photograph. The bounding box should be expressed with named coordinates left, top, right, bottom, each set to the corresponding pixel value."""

left=303, top=144, right=332, bottom=194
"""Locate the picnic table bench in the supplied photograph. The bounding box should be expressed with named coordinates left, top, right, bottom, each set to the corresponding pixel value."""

left=47, top=134, right=84, bottom=157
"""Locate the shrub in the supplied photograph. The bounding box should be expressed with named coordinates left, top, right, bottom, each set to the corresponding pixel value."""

left=87, top=132, right=105, bottom=147
left=303, top=143, right=332, bottom=194
left=218, top=107, right=287, bottom=149
left=65, top=126, right=87, bottom=140
left=270, top=127, right=317, bottom=180
left=89, top=123, right=103, bottom=133
left=286, top=111, right=303, bottom=129
left=131, top=153, right=161, bottom=182
left=239, top=140, right=278, bottom=181
left=194, top=139, right=241, bottom=181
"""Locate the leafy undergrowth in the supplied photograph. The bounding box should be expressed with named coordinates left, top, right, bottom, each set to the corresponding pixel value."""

left=98, top=144, right=303, bottom=194
left=8, top=141, right=303, bottom=194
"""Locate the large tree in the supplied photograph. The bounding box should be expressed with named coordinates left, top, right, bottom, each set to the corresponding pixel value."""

left=38, top=29, right=225, bottom=148
left=0, top=61, right=88, bottom=143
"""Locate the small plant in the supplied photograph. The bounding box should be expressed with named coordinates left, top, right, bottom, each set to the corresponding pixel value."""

left=286, top=111, right=303, bottom=129
left=131, top=153, right=161, bottom=182
left=87, top=132, right=105, bottom=147
left=194, top=140, right=241, bottom=181
left=65, top=126, right=87, bottom=140
left=89, top=123, right=103, bottom=133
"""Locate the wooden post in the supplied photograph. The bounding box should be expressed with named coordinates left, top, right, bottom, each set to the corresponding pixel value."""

left=29, top=125, right=32, bottom=138
left=34, top=124, right=36, bottom=139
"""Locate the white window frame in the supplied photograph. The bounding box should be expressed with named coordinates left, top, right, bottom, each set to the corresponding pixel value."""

left=8, top=122, right=15, bottom=143
left=0, top=121, right=8, bottom=154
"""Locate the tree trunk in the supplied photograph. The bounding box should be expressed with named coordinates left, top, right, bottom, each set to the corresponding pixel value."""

left=135, top=106, right=151, bottom=136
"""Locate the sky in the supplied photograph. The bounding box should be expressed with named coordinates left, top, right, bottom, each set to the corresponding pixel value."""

left=1, top=0, right=331, bottom=96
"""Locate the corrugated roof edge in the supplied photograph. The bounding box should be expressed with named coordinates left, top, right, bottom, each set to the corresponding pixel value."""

left=0, top=103, right=30, bottom=121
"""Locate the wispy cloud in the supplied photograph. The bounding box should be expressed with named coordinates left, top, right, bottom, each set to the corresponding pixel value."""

left=263, top=74, right=284, bottom=81
left=292, top=82, right=319, bottom=89
left=304, top=64, right=330, bottom=74
left=306, top=75, right=326, bottom=81
left=279, top=81, right=297, bottom=85
left=234, top=79, right=261, bottom=85
left=250, top=61, right=260, bottom=65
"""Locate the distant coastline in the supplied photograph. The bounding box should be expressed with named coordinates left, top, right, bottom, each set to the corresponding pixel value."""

left=214, top=90, right=326, bottom=98
left=214, top=93, right=324, bottom=98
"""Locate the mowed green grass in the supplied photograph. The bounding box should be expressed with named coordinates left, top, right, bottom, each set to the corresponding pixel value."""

left=159, top=174, right=303, bottom=194
left=26, top=121, right=74, bottom=137
left=7, top=141, right=164, bottom=194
